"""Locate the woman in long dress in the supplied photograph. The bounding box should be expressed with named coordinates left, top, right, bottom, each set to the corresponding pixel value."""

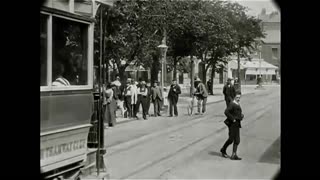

left=104, top=83, right=116, bottom=127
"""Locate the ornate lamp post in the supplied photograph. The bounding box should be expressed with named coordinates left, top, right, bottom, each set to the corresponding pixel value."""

left=157, top=38, right=168, bottom=93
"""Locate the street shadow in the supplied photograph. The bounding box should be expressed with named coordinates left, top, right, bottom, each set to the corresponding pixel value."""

left=208, top=151, right=222, bottom=157
left=259, top=137, right=280, bottom=164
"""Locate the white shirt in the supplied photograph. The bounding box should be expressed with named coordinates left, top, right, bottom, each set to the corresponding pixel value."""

left=113, top=80, right=121, bottom=87
left=52, top=77, right=70, bottom=86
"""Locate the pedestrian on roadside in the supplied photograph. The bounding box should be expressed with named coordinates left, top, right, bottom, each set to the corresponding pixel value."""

left=220, top=92, right=244, bottom=160
left=151, top=81, right=163, bottom=117
left=146, top=81, right=152, bottom=116
left=207, top=80, right=212, bottom=95
left=131, top=79, right=139, bottom=119
left=194, top=77, right=208, bottom=115
left=223, top=78, right=236, bottom=108
left=234, top=77, right=241, bottom=93
left=123, top=78, right=133, bottom=118
left=104, top=83, right=116, bottom=127
left=168, top=79, right=181, bottom=117
left=136, top=78, right=143, bottom=113
left=137, top=81, right=149, bottom=120
left=113, top=75, right=124, bottom=118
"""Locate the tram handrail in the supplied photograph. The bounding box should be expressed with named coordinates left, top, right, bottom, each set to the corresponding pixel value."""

left=41, top=124, right=92, bottom=136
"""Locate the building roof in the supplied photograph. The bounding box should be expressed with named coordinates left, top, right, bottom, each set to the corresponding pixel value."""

left=258, top=11, right=280, bottom=23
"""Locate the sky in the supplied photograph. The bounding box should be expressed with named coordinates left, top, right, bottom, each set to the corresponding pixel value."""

left=227, top=0, right=280, bottom=17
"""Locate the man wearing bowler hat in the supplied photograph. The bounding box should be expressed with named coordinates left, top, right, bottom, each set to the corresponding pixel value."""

left=194, top=77, right=208, bottom=115
left=151, top=81, right=163, bottom=117
left=223, top=77, right=236, bottom=108
left=168, top=79, right=181, bottom=117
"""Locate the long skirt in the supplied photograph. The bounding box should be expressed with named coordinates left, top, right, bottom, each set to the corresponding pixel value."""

left=105, top=99, right=116, bottom=126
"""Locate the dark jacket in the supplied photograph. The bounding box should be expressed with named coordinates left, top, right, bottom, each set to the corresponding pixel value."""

left=224, top=101, right=244, bottom=128
left=223, top=84, right=236, bottom=101
left=168, top=84, right=181, bottom=103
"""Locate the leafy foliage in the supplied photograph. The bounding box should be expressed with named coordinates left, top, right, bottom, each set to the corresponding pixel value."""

left=94, top=0, right=265, bottom=83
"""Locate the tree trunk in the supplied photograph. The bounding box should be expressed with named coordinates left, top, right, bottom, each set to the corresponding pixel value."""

left=210, top=64, right=215, bottom=95
left=190, top=55, right=195, bottom=97
left=118, top=63, right=127, bottom=84
left=151, top=55, right=160, bottom=85
left=202, top=51, right=208, bottom=86
left=202, top=63, right=206, bottom=86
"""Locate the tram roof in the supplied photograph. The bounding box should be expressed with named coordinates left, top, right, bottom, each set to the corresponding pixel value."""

left=41, top=0, right=116, bottom=19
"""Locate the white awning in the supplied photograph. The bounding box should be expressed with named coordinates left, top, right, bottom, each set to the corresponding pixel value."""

left=246, top=69, right=276, bottom=75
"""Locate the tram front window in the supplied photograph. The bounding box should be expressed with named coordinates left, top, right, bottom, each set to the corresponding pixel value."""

left=40, top=14, right=48, bottom=86
left=52, top=17, right=88, bottom=86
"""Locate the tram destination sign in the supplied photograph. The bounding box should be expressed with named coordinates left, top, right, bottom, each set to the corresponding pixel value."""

left=40, top=139, right=86, bottom=160
left=40, top=126, right=90, bottom=172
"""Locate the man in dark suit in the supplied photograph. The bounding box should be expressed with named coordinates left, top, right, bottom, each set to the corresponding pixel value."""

left=168, top=79, right=181, bottom=117
left=220, top=93, right=244, bottom=160
left=123, top=78, right=133, bottom=118
left=194, top=77, right=208, bottom=114
left=223, top=78, right=236, bottom=107
left=146, top=81, right=152, bottom=116
left=151, top=81, right=163, bottom=117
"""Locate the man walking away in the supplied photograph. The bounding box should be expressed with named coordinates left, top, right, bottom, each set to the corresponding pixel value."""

left=220, top=93, right=244, bottom=160
left=168, top=79, right=181, bottom=117
left=151, top=81, right=163, bottom=117
left=223, top=78, right=236, bottom=108
left=194, top=77, right=208, bottom=115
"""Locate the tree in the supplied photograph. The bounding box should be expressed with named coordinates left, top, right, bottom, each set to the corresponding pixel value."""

left=224, top=2, right=265, bottom=91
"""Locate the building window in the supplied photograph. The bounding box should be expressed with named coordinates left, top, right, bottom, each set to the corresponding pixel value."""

left=40, top=14, right=48, bottom=86
left=52, top=17, right=88, bottom=86
left=272, top=48, right=278, bottom=60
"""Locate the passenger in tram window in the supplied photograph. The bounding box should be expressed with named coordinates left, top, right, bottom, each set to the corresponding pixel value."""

left=52, top=62, right=70, bottom=86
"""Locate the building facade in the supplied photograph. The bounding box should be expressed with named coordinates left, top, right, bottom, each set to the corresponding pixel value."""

left=258, top=9, right=281, bottom=77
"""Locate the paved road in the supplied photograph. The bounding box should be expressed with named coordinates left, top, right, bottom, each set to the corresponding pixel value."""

left=104, top=86, right=280, bottom=179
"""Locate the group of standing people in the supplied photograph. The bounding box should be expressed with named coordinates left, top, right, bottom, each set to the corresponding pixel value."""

left=103, top=75, right=210, bottom=126
left=103, top=75, right=245, bottom=161
left=102, top=76, right=184, bottom=127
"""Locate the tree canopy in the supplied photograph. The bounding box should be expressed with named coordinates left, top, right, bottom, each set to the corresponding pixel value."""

left=94, top=0, right=265, bottom=85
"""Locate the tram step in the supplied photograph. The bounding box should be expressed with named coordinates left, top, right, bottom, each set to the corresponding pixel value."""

left=85, top=148, right=98, bottom=166
left=80, top=172, right=110, bottom=180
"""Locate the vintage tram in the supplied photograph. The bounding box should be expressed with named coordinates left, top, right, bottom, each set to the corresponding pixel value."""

left=40, top=1, right=113, bottom=179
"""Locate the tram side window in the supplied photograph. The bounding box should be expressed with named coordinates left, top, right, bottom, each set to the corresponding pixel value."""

left=40, top=15, right=48, bottom=86
left=52, top=17, right=88, bottom=86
